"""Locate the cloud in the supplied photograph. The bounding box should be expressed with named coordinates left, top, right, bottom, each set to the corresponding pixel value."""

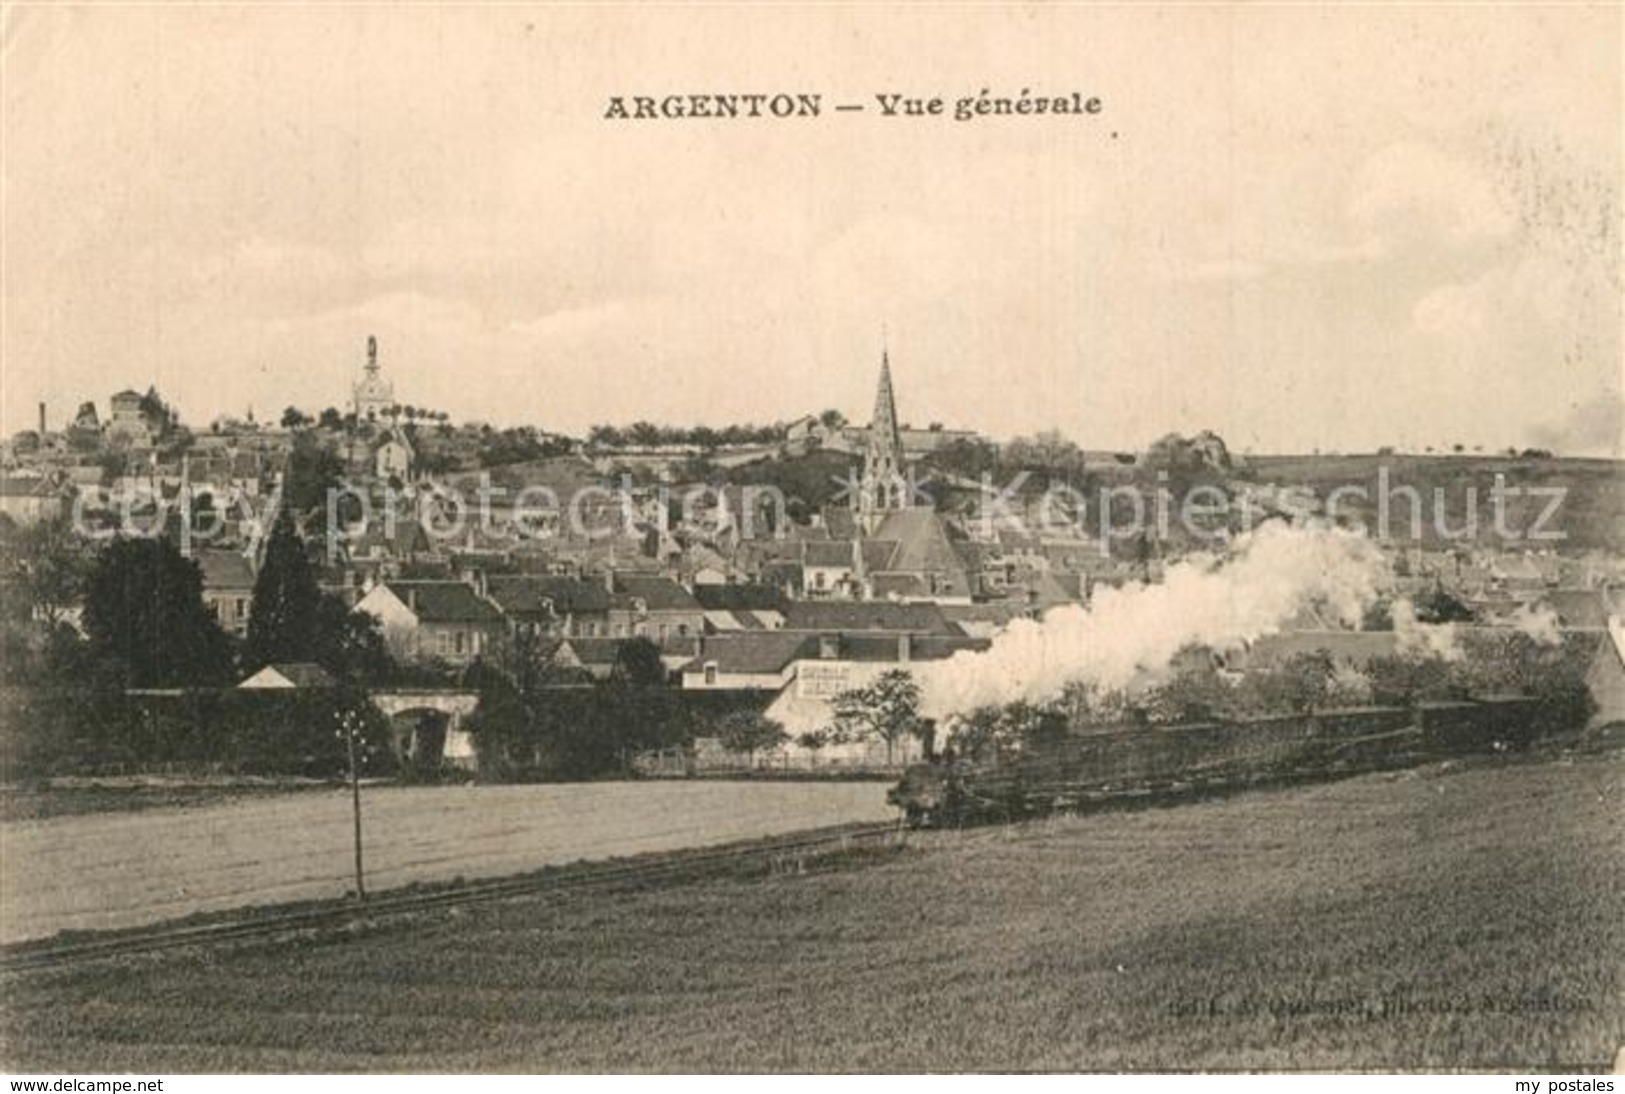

left=1162, top=256, right=1270, bottom=284
left=2, top=5, right=1618, bottom=455
left=1528, top=394, right=1624, bottom=457
left=1411, top=282, right=1485, bottom=338
left=1348, top=141, right=1515, bottom=244
left=1413, top=252, right=1603, bottom=344
left=504, top=299, right=648, bottom=342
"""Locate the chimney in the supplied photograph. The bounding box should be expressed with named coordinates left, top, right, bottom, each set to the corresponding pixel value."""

left=897, top=633, right=912, bottom=663
left=404, top=586, right=418, bottom=613
left=603, top=570, right=615, bottom=594
left=38, top=402, right=46, bottom=435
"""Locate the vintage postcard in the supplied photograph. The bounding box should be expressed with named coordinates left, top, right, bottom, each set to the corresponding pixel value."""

left=0, top=2, right=1620, bottom=1078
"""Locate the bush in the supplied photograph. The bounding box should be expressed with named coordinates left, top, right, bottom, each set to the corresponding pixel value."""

left=469, top=683, right=771, bottom=782
left=0, top=685, right=396, bottom=780
left=947, top=700, right=1067, bottom=761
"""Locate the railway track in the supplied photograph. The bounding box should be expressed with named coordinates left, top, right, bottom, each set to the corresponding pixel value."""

left=4, top=713, right=1559, bottom=975
left=0, top=820, right=905, bottom=974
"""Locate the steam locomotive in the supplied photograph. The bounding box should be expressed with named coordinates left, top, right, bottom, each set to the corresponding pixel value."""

left=888, top=697, right=1546, bottom=827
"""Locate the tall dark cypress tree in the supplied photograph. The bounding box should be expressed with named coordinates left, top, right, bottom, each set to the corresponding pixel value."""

left=81, top=537, right=234, bottom=687
left=244, top=511, right=322, bottom=671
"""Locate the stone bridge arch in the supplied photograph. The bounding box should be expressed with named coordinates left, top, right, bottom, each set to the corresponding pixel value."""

left=369, top=689, right=480, bottom=771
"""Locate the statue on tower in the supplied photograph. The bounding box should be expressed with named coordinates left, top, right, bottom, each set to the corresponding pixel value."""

left=352, top=334, right=395, bottom=421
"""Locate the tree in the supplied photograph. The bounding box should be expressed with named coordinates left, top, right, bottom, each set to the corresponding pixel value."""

left=1325, top=663, right=1375, bottom=707
left=190, top=490, right=217, bottom=536
left=462, top=659, right=529, bottom=777
left=311, top=594, right=393, bottom=683
left=674, top=453, right=719, bottom=483
left=476, top=426, right=571, bottom=468
left=1361, top=598, right=1396, bottom=631
left=610, top=636, right=668, bottom=686
left=1006, top=429, right=1088, bottom=476
left=138, top=386, right=176, bottom=434
left=1367, top=652, right=1460, bottom=705
left=318, top=407, right=344, bottom=430
left=283, top=431, right=353, bottom=533
left=81, top=537, right=234, bottom=687
left=716, top=710, right=787, bottom=764
left=1412, top=587, right=1475, bottom=624
left=949, top=700, right=1055, bottom=760
left=1053, top=679, right=1136, bottom=729
left=628, top=421, right=663, bottom=447
left=796, top=729, right=829, bottom=758
left=244, top=512, right=322, bottom=671
left=588, top=424, right=625, bottom=448
left=830, top=668, right=923, bottom=765
left=95, top=448, right=129, bottom=481
left=12, top=514, right=90, bottom=625
left=926, top=437, right=1000, bottom=482
left=1140, top=654, right=1233, bottom=723
left=281, top=406, right=312, bottom=430
left=818, top=408, right=848, bottom=431
left=1237, top=649, right=1339, bottom=714
left=415, top=449, right=457, bottom=477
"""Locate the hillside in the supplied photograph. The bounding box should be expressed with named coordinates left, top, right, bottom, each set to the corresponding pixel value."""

left=1243, top=454, right=1623, bottom=553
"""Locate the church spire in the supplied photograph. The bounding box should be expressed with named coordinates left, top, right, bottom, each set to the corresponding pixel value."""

left=858, top=347, right=908, bottom=526
left=871, top=350, right=901, bottom=453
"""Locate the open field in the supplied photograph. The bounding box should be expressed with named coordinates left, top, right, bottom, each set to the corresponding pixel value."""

left=3, top=751, right=1619, bottom=1072
left=1243, top=454, right=1624, bottom=551
left=0, top=779, right=337, bottom=823
left=0, top=781, right=893, bottom=945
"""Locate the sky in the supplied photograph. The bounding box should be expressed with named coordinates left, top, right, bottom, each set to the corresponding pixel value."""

left=3, top=4, right=1620, bottom=455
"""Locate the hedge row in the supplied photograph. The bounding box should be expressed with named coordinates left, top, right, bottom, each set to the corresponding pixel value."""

left=0, top=686, right=395, bottom=780
left=471, top=686, right=772, bottom=782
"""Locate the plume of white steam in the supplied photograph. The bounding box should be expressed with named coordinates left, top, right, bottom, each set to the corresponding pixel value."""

left=1507, top=602, right=1562, bottom=646
left=1390, top=598, right=1463, bottom=661
left=920, top=522, right=1393, bottom=718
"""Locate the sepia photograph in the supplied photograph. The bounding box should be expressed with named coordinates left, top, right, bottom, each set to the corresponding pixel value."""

left=0, top=1, right=1620, bottom=1078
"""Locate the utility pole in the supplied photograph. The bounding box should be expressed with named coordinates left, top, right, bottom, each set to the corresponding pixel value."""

left=340, top=707, right=367, bottom=902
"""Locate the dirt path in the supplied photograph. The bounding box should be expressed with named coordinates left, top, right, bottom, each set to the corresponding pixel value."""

left=0, top=781, right=894, bottom=943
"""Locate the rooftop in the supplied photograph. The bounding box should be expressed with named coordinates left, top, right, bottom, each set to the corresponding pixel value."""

left=611, top=574, right=702, bottom=612
left=681, top=632, right=816, bottom=675
left=382, top=580, right=505, bottom=624
left=193, top=548, right=256, bottom=590
left=240, top=662, right=336, bottom=689
left=486, top=574, right=612, bottom=616
left=692, top=583, right=789, bottom=613
left=781, top=600, right=960, bottom=635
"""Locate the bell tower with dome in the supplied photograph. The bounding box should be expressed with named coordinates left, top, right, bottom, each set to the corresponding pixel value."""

left=352, top=335, right=395, bottom=421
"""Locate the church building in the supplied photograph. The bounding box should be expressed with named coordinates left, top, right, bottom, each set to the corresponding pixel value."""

left=813, top=352, right=979, bottom=603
